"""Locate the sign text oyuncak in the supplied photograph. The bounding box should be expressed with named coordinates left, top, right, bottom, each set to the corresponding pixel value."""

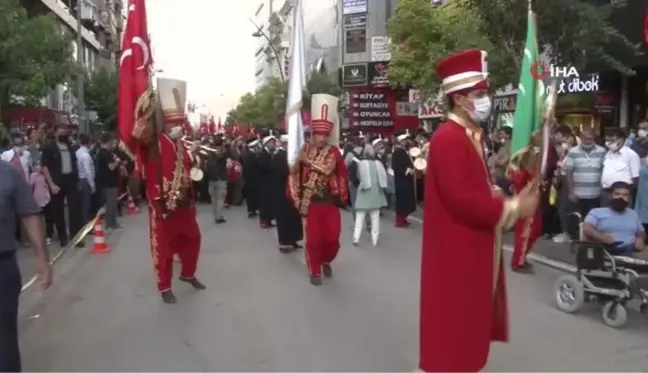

left=350, top=92, right=393, bottom=128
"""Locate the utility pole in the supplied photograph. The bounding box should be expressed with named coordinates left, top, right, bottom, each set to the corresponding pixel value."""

left=76, top=0, right=86, bottom=133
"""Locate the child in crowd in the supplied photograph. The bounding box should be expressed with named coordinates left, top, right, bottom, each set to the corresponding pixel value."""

left=29, top=160, right=51, bottom=243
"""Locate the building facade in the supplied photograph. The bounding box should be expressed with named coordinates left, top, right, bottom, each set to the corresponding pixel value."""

left=19, top=0, right=122, bottom=124
left=252, top=0, right=342, bottom=91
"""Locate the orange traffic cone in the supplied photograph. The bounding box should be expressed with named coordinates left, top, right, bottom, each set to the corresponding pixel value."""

left=90, top=216, right=110, bottom=254
left=127, top=195, right=138, bottom=214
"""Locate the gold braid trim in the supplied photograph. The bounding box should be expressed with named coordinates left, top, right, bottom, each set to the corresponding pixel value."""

left=132, top=86, right=156, bottom=144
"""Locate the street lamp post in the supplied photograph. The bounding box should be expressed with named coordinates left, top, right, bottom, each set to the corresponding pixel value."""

left=76, top=0, right=86, bottom=133
left=249, top=18, right=286, bottom=83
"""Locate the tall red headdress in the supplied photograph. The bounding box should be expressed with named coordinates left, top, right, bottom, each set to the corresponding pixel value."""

left=435, top=49, right=489, bottom=96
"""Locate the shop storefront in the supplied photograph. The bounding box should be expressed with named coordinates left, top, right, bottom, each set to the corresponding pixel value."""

left=552, top=72, right=620, bottom=136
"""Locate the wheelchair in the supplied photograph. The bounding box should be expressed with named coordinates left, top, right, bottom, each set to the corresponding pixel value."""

left=553, top=212, right=648, bottom=328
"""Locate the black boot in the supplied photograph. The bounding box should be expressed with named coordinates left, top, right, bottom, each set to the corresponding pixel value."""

left=322, top=264, right=333, bottom=278
left=161, top=290, right=177, bottom=304
left=309, top=276, right=322, bottom=286
left=179, top=277, right=207, bottom=290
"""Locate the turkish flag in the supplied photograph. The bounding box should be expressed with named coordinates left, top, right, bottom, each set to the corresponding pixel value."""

left=208, top=116, right=216, bottom=134
left=118, top=0, right=152, bottom=153
left=217, top=117, right=223, bottom=134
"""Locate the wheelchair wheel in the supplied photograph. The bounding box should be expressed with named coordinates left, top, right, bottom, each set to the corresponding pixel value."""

left=601, top=301, right=628, bottom=328
left=554, top=275, right=584, bottom=313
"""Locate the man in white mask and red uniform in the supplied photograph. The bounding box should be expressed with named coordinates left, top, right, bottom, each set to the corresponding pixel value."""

left=140, top=78, right=205, bottom=304
left=418, top=49, right=540, bottom=372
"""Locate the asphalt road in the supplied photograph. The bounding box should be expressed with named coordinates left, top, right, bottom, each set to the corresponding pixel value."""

left=18, top=204, right=648, bottom=372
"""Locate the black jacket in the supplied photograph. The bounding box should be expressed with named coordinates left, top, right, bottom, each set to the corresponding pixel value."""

left=41, top=139, right=78, bottom=184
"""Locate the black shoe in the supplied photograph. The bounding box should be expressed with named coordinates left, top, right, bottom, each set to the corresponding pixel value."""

left=161, top=290, right=177, bottom=304
left=310, top=276, right=322, bottom=286
left=179, top=277, right=207, bottom=290
left=322, top=264, right=333, bottom=278
left=60, top=239, right=69, bottom=248
left=248, top=212, right=257, bottom=218
left=75, top=242, right=85, bottom=248
left=512, top=265, right=535, bottom=274
left=215, top=218, right=226, bottom=224
left=279, top=246, right=293, bottom=254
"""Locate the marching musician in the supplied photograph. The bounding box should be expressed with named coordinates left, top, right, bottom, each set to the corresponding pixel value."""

left=273, top=134, right=303, bottom=252
left=205, top=136, right=229, bottom=224
left=288, top=94, right=349, bottom=286
left=392, top=132, right=417, bottom=227
left=419, top=49, right=540, bottom=372
left=242, top=137, right=261, bottom=218
left=257, top=131, right=278, bottom=228
left=507, top=130, right=555, bottom=273
left=137, top=78, right=206, bottom=304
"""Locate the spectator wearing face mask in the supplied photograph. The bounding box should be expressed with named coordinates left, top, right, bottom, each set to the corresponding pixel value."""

left=601, top=128, right=641, bottom=206
left=631, top=120, right=648, bottom=163
left=583, top=181, right=645, bottom=257
left=558, top=128, right=606, bottom=242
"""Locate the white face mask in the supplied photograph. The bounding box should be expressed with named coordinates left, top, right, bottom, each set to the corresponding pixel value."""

left=168, top=126, right=183, bottom=140
left=463, top=97, right=492, bottom=123
left=638, top=129, right=648, bottom=138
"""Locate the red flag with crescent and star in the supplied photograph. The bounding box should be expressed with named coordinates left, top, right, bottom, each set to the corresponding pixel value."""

left=118, top=0, right=152, bottom=174
left=208, top=116, right=216, bottom=134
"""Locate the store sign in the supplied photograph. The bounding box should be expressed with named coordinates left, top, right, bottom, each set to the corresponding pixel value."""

left=350, top=91, right=393, bottom=128
left=371, top=36, right=391, bottom=61
left=343, top=14, right=367, bottom=30
left=342, top=0, right=368, bottom=15
left=368, top=61, right=389, bottom=87
left=341, top=64, right=368, bottom=87
left=492, top=94, right=517, bottom=113
left=419, top=100, right=444, bottom=119
left=345, top=29, right=367, bottom=54
left=556, top=74, right=600, bottom=94
left=408, top=89, right=421, bottom=103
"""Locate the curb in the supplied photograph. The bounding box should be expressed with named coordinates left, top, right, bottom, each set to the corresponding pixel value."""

left=406, top=215, right=576, bottom=273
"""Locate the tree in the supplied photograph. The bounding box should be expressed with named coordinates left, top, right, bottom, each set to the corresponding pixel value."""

left=303, top=72, right=342, bottom=110
left=387, top=0, right=640, bottom=97
left=387, top=0, right=501, bottom=98
left=224, top=109, right=237, bottom=126
left=229, top=73, right=343, bottom=127
left=85, top=68, right=118, bottom=131
left=466, top=0, right=639, bottom=75
left=0, top=0, right=75, bottom=124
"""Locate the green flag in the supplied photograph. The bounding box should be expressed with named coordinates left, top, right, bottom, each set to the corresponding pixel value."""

left=510, top=10, right=545, bottom=154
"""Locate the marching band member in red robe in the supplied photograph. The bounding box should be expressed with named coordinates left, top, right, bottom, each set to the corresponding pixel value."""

left=507, top=131, right=544, bottom=273
left=419, top=49, right=540, bottom=372
left=288, top=94, right=348, bottom=286
left=139, top=78, right=205, bottom=304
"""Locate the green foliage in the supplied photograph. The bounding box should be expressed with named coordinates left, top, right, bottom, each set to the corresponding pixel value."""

left=303, top=72, right=342, bottom=110
left=0, top=0, right=75, bottom=119
left=387, top=0, right=641, bottom=97
left=466, top=0, right=640, bottom=75
left=387, top=0, right=500, bottom=98
left=85, top=67, right=118, bottom=131
left=229, top=73, right=342, bottom=127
